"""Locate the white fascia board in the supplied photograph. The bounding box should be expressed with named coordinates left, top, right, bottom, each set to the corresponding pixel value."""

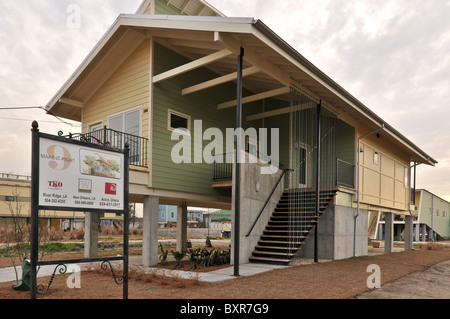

left=45, top=15, right=124, bottom=111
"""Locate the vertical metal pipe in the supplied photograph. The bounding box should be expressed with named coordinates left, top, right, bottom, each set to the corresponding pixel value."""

left=413, top=162, right=417, bottom=204
left=314, top=101, right=321, bottom=263
left=30, top=121, right=39, bottom=299
left=123, top=142, right=130, bottom=299
left=234, top=47, right=244, bottom=276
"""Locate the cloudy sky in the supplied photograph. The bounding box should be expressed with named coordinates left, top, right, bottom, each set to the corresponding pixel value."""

left=1, top=0, right=449, bottom=200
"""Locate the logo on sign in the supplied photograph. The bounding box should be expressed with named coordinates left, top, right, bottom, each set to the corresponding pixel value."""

left=48, top=180, right=63, bottom=190
left=78, top=178, right=92, bottom=193
left=41, top=144, right=75, bottom=170
left=105, top=183, right=116, bottom=195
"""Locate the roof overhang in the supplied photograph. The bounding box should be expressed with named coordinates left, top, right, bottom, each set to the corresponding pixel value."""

left=45, top=14, right=437, bottom=166
left=136, top=0, right=224, bottom=16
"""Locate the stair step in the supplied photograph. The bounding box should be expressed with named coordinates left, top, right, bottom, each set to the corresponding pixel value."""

left=258, top=240, right=304, bottom=247
left=266, top=224, right=313, bottom=229
left=252, top=250, right=296, bottom=258
left=261, top=235, right=307, bottom=241
left=249, top=189, right=337, bottom=265
left=254, top=245, right=298, bottom=253
left=249, top=256, right=291, bottom=265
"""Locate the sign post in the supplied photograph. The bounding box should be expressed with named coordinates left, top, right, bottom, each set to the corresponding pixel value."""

left=30, top=121, right=129, bottom=299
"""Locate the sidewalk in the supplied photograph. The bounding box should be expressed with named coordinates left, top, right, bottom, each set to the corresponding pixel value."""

left=0, top=255, right=287, bottom=285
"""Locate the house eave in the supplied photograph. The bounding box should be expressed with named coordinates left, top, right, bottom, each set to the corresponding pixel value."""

left=45, top=14, right=437, bottom=166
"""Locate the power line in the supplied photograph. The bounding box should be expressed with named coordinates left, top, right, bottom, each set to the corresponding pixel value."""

left=0, top=106, right=46, bottom=110
left=0, top=105, right=80, bottom=127
left=0, top=116, right=67, bottom=124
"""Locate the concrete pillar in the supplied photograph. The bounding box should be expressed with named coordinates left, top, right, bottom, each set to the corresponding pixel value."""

left=142, top=195, right=159, bottom=267
left=421, top=224, right=427, bottom=241
left=428, top=227, right=434, bottom=241
left=384, top=213, right=394, bottom=253
left=396, top=224, right=402, bottom=240
left=84, top=211, right=99, bottom=258
left=176, top=201, right=188, bottom=252
left=404, top=215, right=414, bottom=250
left=414, top=223, right=419, bottom=242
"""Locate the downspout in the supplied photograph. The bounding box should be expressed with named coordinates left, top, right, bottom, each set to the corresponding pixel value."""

left=354, top=124, right=385, bottom=257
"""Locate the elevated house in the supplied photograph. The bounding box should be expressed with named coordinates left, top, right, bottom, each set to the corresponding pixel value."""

left=45, top=0, right=437, bottom=266
left=370, top=189, right=450, bottom=242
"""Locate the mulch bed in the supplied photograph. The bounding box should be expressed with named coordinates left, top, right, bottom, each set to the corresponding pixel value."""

left=1, top=247, right=450, bottom=300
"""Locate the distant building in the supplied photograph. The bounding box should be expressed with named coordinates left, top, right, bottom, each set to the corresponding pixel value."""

left=369, top=189, right=450, bottom=241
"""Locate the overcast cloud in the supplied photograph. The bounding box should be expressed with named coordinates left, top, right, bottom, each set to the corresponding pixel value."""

left=1, top=0, right=449, bottom=200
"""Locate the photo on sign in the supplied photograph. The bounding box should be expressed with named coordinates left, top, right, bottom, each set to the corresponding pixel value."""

left=79, top=149, right=122, bottom=179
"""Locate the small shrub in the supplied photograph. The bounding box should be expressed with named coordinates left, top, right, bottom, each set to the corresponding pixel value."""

left=68, top=228, right=84, bottom=240
left=424, top=242, right=445, bottom=251
left=171, top=249, right=187, bottom=269
left=48, top=228, right=64, bottom=241
left=159, top=243, right=168, bottom=266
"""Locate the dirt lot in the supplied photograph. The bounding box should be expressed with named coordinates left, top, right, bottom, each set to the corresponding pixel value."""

left=1, top=245, right=450, bottom=300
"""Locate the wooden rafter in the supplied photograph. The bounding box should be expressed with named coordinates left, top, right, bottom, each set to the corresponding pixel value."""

left=153, top=48, right=232, bottom=83
left=58, top=97, right=84, bottom=108
left=217, top=86, right=290, bottom=110
left=182, top=66, right=259, bottom=95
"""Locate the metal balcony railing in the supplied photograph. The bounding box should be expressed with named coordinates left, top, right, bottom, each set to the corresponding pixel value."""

left=67, top=127, right=149, bottom=168
left=336, top=158, right=355, bottom=189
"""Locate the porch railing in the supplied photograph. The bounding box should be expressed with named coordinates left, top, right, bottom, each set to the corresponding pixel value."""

left=66, top=127, right=149, bottom=168
left=336, top=158, right=355, bottom=189
left=213, top=152, right=234, bottom=181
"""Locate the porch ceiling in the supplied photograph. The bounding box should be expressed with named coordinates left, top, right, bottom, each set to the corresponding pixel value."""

left=46, top=14, right=437, bottom=166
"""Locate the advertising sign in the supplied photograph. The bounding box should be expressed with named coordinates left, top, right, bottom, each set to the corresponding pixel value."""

left=38, top=136, right=125, bottom=211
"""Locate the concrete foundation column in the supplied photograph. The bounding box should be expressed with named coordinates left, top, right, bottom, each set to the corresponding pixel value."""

left=143, top=195, right=159, bottom=267
left=428, top=228, right=434, bottom=241
left=396, top=224, right=402, bottom=240
left=421, top=224, right=427, bottom=241
left=414, top=224, right=419, bottom=242
left=378, top=223, right=383, bottom=240
left=384, top=213, right=394, bottom=253
left=84, top=211, right=99, bottom=258
left=176, top=201, right=188, bottom=252
left=404, top=215, right=413, bottom=250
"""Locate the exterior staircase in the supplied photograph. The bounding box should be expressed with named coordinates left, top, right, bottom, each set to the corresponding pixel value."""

left=249, top=188, right=337, bottom=265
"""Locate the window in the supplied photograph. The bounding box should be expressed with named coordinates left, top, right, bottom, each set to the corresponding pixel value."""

left=161, top=211, right=166, bottom=219
left=5, top=196, right=15, bottom=202
left=108, top=107, right=142, bottom=164
left=170, top=211, right=175, bottom=219
left=373, top=151, right=380, bottom=165
left=168, top=110, right=190, bottom=134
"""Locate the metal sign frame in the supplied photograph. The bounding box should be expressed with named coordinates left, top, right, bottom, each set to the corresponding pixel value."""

left=29, top=121, right=130, bottom=299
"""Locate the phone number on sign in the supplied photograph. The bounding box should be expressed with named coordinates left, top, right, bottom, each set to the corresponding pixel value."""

left=99, top=201, right=121, bottom=207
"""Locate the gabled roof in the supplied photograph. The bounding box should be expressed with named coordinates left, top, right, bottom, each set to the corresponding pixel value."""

left=45, top=14, right=437, bottom=166
left=136, top=0, right=224, bottom=16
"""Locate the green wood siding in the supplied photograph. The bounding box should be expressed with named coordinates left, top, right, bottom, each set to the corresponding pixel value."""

left=155, top=0, right=185, bottom=15
left=152, top=43, right=236, bottom=195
